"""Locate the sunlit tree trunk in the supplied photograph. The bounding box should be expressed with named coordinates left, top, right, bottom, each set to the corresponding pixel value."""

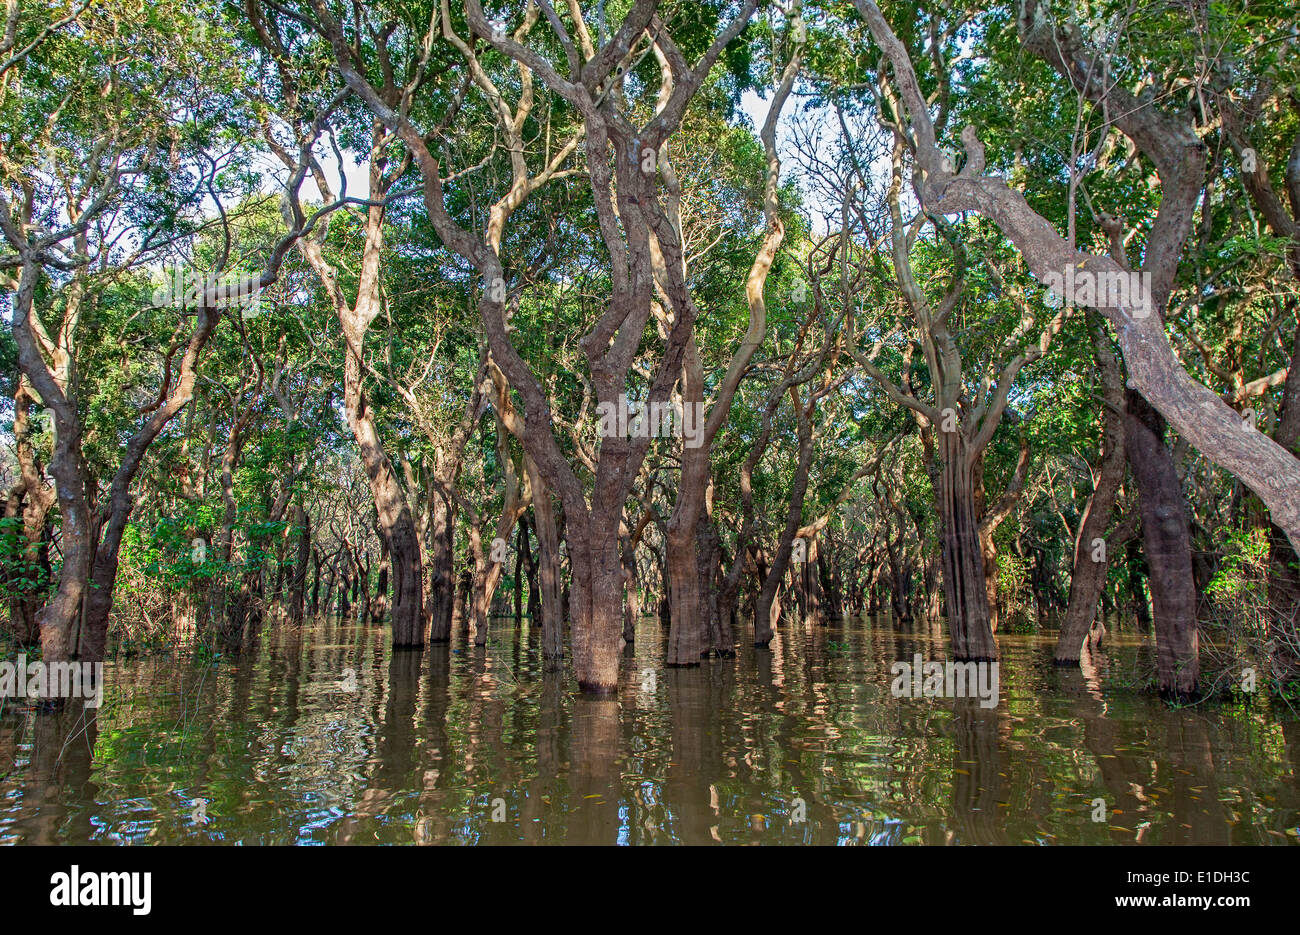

left=295, top=139, right=425, bottom=648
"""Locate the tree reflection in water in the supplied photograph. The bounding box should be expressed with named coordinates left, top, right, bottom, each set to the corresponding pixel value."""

left=1, top=615, right=1297, bottom=845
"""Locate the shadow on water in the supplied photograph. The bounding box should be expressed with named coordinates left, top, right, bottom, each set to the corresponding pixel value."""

left=1, top=613, right=1297, bottom=844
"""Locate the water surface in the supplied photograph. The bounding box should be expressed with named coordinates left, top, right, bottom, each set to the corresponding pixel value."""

left=2, top=615, right=1297, bottom=845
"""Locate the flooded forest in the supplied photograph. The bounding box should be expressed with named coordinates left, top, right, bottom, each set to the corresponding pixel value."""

left=1, top=0, right=1299, bottom=848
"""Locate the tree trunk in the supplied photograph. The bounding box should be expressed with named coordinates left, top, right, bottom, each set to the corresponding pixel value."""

left=513, top=520, right=526, bottom=626
left=754, top=401, right=818, bottom=647
left=1268, top=321, right=1300, bottom=686
left=309, top=547, right=323, bottom=616
left=452, top=567, right=470, bottom=635
left=525, top=455, right=564, bottom=660
left=664, top=518, right=704, bottom=664
left=566, top=523, right=623, bottom=692
left=288, top=506, right=310, bottom=624
left=979, top=525, right=1000, bottom=632
left=342, top=343, right=424, bottom=647
left=698, top=515, right=730, bottom=654
left=1057, top=311, right=1128, bottom=663
left=1126, top=389, right=1199, bottom=698
left=5, top=380, right=54, bottom=647
left=370, top=547, right=389, bottom=623
left=521, top=516, right=541, bottom=622
left=935, top=429, right=998, bottom=660
left=621, top=538, right=639, bottom=647
left=337, top=556, right=351, bottom=618
left=427, top=490, right=455, bottom=641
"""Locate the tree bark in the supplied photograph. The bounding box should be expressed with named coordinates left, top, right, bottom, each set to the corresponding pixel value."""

left=5, top=379, right=54, bottom=646
left=754, top=390, right=818, bottom=647
left=427, top=488, right=455, bottom=641
left=288, top=505, right=310, bottom=624
left=525, top=455, right=564, bottom=661
left=935, top=429, right=999, bottom=659
left=566, top=523, right=623, bottom=693
left=1057, top=311, right=1128, bottom=663
left=1267, top=321, right=1300, bottom=685
left=1126, top=390, right=1199, bottom=697
left=344, top=348, right=424, bottom=646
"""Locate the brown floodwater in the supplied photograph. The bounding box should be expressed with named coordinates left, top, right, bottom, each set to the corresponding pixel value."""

left=1, top=614, right=1298, bottom=845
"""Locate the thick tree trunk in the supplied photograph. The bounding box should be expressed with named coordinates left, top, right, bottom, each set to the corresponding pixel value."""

left=1126, top=390, right=1199, bottom=698
left=298, top=162, right=425, bottom=647
left=467, top=529, right=493, bottom=646
left=13, top=242, right=224, bottom=664
left=665, top=336, right=710, bottom=666
left=664, top=520, right=704, bottom=665
left=81, top=483, right=141, bottom=661
left=567, top=524, right=623, bottom=692
left=658, top=32, right=797, bottom=661
left=452, top=568, right=470, bottom=635
left=935, top=430, right=998, bottom=660
left=427, top=490, right=455, bottom=641
left=802, top=537, right=824, bottom=626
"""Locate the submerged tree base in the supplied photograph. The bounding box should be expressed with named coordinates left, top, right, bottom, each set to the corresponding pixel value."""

left=577, top=680, right=619, bottom=695
left=1159, top=686, right=1202, bottom=705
